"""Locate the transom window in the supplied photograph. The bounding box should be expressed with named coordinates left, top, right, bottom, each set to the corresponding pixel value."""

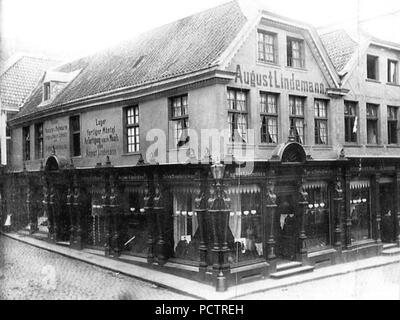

left=314, top=99, right=328, bottom=145
left=125, top=106, right=140, bottom=153
left=23, top=126, right=30, bottom=161
left=344, top=101, right=358, bottom=143
left=228, top=89, right=248, bottom=143
left=367, top=55, right=379, bottom=80
left=388, top=60, right=398, bottom=84
left=260, top=92, right=278, bottom=144
left=289, top=96, right=305, bottom=144
left=287, top=37, right=305, bottom=69
left=388, top=106, right=399, bottom=145
left=35, top=123, right=44, bottom=159
left=366, top=104, right=379, bottom=144
left=258, top=31, right=277, bottom=64
left=170, top=95, right=189, bottom=148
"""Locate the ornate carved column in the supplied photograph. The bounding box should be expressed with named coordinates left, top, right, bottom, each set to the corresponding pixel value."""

left=394, top=167, right=400, bottom=246
left=102, top=171, right=112, bottom=256
left=153, top=175, right=167, bottom=265
left=49, top=184, right=56, bottom=241
left=372, top=172, right=382, bottom=245
left=42, top=176, right=49, bottom=235
left=194, top=169, right=209, bottom=280
left=110, top=174, right=121, bottom=257
left=344, top=171, right=352, bottom=248
left=72, top=174, right=83, bottom=250
left=208, top=162, right=231, bottom=292
left=333, top=176, right=344, bottom=250
left=297, top=179, right=309, bottom=262
left=26, top=179, right=33, bottom=234
left=67, top=186, right=74, bottom=245
left=144, top=176, right=156, bottom=264
left=265, top=180, right=277, bottom=272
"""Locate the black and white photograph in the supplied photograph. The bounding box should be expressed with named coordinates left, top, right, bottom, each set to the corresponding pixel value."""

left=1, top=0, right=400, bottom=305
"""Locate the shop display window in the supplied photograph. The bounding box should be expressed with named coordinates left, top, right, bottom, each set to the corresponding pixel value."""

left=350, top=188, right=371, bottom=242
left=228, top=191, right=263, bottom=263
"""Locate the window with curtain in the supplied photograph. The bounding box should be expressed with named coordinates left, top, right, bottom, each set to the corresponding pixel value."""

left=344, top=101, right=358, bottom=143
left=35, top=123, right=44, bottom=159
left=228, top=89, right=248, bottom=143
left=260, top=92, right=278, bottom=144
left=23, top=126, right=30, bottom=161
left=366, top=103, right=379, bottom=144
left=170, top=95, right=189, bottom=148
left=388, top=59, right=398, bottom=84
left=388, top=106, right=398, bottom=145
left=258, top=31, right=277, bottom=63
left=314, top=99, right=328, bottom=145
left=287, top=37, right=305, bottom=68
left=289, top=96, right=305, bottom=144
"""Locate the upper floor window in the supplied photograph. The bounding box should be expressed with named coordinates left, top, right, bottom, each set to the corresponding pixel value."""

left=70, top=115, right=81, bottom=157
left=35, top=123, right=44, bottom=159
left=170, top=95, right=189, bottom=148
left=366, top=103, right=379, bottom=144
left=367, top=55, right=379, bottom=80
left=228, top=89, right=248, bottom=143
left=43, top=82, right=51, bottom=101
left=289, top=95, right=305, bottom=144
left=388, top=60, right=398, bottom=84
left=260, top=92, right=278, bottom=144
left=125, top=105, right=140, bottom=153
left=287, top=37, right=305, bottom=69
left=344, top=101, right=358, bottom=144
left=314, top=99, right=328, bottom=145
left=258, top=31, right=277, bottom=64
left=388, top=106, right=399, bottom=145
left=23, top=126, right=30, bottom=161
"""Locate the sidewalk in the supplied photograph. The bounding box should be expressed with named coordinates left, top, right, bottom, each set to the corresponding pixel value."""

left=2, top=231, right=400, bottom=300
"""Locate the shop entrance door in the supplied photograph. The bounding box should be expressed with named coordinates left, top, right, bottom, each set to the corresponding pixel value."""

left=380, top=182, right=396, bottom=244
left=276, top=192, right=298, bottom=261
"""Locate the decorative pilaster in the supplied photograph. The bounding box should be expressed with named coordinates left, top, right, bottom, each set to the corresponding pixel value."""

left=208, top=162, right=231, bottom=292
left=297, top=179, right=308, bottom=263
left=102, top=172, right=112, bottom=256
left=394, top=167, right=400, bottom=247
left=110, top=174, right=121, bottom=257
left=153, top=177, right=167, bottom=265
left=144, top=177, right=155, bottom=263
left=372, top=173, right=382, bottom=245
left=333, top=176, right=343, bottom=250
left=72, top=175, right=83, bottom=250
left=49, top=185, right=56, bottom=241
left=265, top=179, right=277, bottom=272
left=194, top=169, right=209, bottom=280
left=67, top=186, right=74, bottom=245
left=26, top=181, right=34, bottom=234
left=344, top=172, right=352, bottom=248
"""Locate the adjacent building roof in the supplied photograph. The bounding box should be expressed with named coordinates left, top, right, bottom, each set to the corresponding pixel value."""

left=0, top=54, right=59, bottom=111
left=319, top=29, right=358, bottom=73
left=14, top=0, right=248, bottom=121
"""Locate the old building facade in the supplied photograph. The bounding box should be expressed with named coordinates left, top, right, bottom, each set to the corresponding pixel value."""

left=1, top=1, right=399, bottom=291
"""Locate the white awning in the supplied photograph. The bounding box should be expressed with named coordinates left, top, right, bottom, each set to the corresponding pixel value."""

left=227, top=184, right=261, bottom=194
left=303, top=181, right=328, bottom=190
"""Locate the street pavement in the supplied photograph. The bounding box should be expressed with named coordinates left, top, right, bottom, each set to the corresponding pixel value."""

left=0, top=235, right=192, bottom=300
left=238, top=261, right=400, bottom=300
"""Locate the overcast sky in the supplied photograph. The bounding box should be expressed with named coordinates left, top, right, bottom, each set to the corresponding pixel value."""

left=1, top=0, right=400, bottom=61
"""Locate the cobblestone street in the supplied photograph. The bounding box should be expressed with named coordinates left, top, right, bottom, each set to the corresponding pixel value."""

left=0, top=235, right=192, bottom=300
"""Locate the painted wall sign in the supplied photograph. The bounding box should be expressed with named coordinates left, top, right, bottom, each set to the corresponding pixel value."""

left=234, top=64, right=327, bottom=95
left=84, top=118, right=119, bottom=158
left=44, top=119, right=68, bottom=154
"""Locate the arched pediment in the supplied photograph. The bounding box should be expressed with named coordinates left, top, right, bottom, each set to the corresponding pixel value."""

left=44, top=155, right=69, bottom=171
left=271, top=142, right=307, bottom=163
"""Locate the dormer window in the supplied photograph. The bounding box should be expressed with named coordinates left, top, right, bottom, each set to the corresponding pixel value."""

left=43, top=82, right=51, bottom=101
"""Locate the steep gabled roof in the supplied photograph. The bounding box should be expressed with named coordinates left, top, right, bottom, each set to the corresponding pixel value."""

left=319, top=29, right=358, bottom=73
left=14, top=1, right=247, bottom=121
left=0, top=55, right=59, bottom=110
